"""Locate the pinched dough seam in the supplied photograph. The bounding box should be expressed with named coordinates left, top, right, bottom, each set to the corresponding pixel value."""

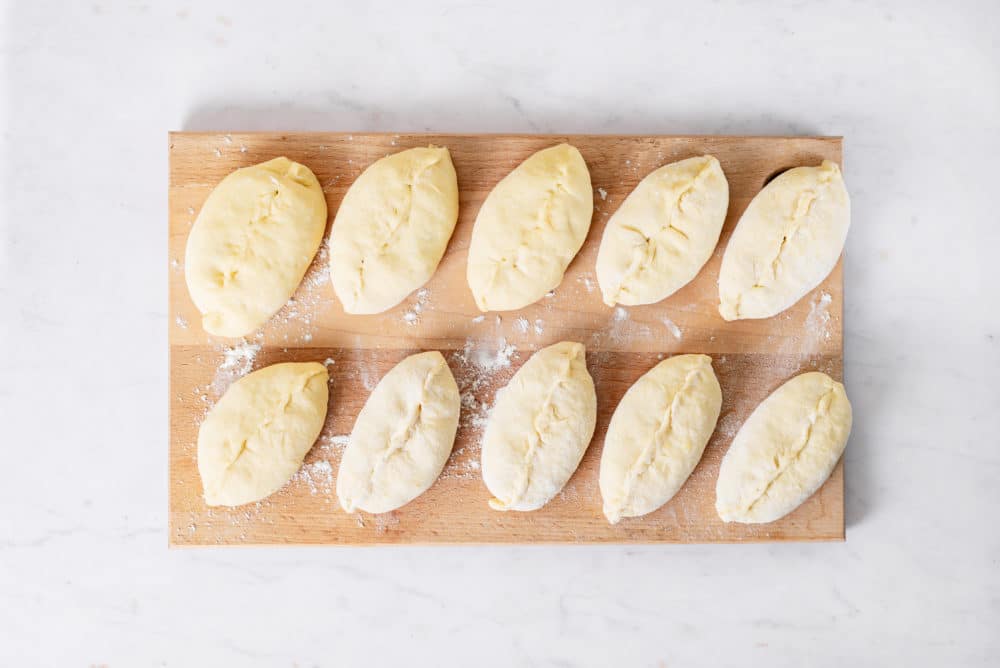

left=491, top=353, right=577, bottom=510
left=742, top=386, right=838, bottom=515
left=609, top=161, right=713, bottom=303
left=349, top=360, right=446, bottom=508
left=731, top=166, right=838, bottom=318
left=480, top=171, right=573, bottom=308
left=610, top=364, right=705, bottom=520
left=214, top=179, right=287, bottom=289
left=348, top=157, right=443, bottom=304
left=212, top=370, right=326, bottom=489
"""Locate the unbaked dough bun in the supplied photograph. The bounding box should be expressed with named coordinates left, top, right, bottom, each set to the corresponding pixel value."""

left=337, top=351, right=460, bottom=514
left=718, top=160, right=849, bottom=321
left=329, top=147, right=459, bottom=314
left=715, top=371, right=851, bottom=523
left=467, top=144, right=593, bottom=311
left=596, top=156, right=728, bottom=307
left=185, top=157, right=327, bottom=337
left=599, top=354, right=721, bottom=524
left=481, top=341, right=597, bottom=511
left=198, top=362, right=329, bottom=507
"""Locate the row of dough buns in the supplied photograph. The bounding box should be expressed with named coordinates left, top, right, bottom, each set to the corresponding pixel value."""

left=184, top=147, right=849, bottom=337
left=198, top=345, right=851, bottom=525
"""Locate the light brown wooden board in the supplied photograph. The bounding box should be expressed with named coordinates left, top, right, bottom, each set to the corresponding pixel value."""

left=169, top=132, right=844, bottom=546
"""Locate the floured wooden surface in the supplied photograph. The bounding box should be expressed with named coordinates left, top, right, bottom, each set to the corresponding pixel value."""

left=169, top=132, right=844, bottom=545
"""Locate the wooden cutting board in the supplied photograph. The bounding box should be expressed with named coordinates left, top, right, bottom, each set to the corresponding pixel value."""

left=168, top=132, right=844, bottom=546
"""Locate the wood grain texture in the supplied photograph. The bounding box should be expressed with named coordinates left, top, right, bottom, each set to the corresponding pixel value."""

left=169, top=132, right=844, bottom=546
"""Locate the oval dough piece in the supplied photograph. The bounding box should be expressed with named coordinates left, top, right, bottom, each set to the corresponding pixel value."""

left=184, top=157, right=328, bottom=337
left=596, top=156, right=729, bottom=307
left=329, top=147, right=459, bottom=314
left=198, top=362, right=329, bottom=507
left=337, top=351, right=460, bottom=514
left=718, top=160, right=850, bottom=321
left=716, top=371, right=852, bottom=524
left=599, top=354, right=722, bottom=524
left=467, top=144, right=593, bottom=311
left=481, top=341, right=597, bottom=511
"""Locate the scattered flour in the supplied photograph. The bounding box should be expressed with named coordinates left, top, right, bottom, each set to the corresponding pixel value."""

left=457, top=336, right=516, bottom=375
left=269, top=243, right=332, bottom=344
left=515, top=317, right=530, bottom=334
left=533, top=319, right=544, bottom=335
left=597, top=187, right=607, bottom=201
left=175, top=315, right=189, bottom=329
left=459, top=390, right=491, bottom=432
left=471, top=315, right=485, bottom=324
left=767, top=291, right=836, bottom=378
left=210, top=340, right=261, bottom=395
left=402, top=288, right=430, bottom=325
left=319, top=434, right=350, bottom=453
left=449, top=335, right=520, bottom=439
left=661, top=316, right=683, bottom=340
left=806, top=291, right=834, bottom=340
left=358, top=365, right=377, bottom=391
left=716, top=412, right=742, bottom=439
left=293, top=460, right=334, bottom=496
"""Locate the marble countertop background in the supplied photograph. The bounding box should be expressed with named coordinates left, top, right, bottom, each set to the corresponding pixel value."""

left=1, top=1, right=997, bottom=665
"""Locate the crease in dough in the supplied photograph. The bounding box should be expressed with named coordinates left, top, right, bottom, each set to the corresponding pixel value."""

left=337, top=351, right=460, bottom=514
left=467, top=144, right=593, bottom=311
left=481, top=341, right=597, bottom=511
left=715, top=371, right=852, bottom=524
left=596, top=155, right=729, bottom=307
left=599, top=354, right=722, bottom=524
left=197, top=362, right=329, bottom=507
left=185, top=157, right=327, bottom=337
left=329, top=146, right=459, bottom=314
left=494, top=357, right=571, bottom=510
left=718, top=160, right=850, bottom=321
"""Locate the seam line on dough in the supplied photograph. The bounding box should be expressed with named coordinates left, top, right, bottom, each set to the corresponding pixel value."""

left=490, top=351, right=575, bottom=510
left=608, top=162, right=710, bottom=304
left=349, top=155, right=442, bottom=305
left=611, top=363, right=704, bottom=520
left=483, top=169, right=571, bottom=303
left=730, top=166, right=837, bottom=308
left=742, top=386, right=837, bottom=515
left=354, top=360, right=444, bottom=506
left=214, top=369, right=325, bottom=487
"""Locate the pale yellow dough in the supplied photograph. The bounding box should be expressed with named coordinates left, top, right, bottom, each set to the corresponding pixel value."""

left=599, top=354, right=721, bottom=524
left=467, top=144, right=593, bottom=311
left=481, top=341, right=597, bottom=511
left=184, top=157, right=327, bottom=337
left=718, top=160, right=850, bottom=321
left=197, top=362, right=329, bottom=507
left=337, top=351, right=460, bottom=514
left=596, top=156, right=729, bottom=307
left=715, top=371, right=852, bottom=523
left=329, top=147, right=459, bottom=314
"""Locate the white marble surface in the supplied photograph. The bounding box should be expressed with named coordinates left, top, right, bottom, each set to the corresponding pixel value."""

left=2, top=0, right=998, bottom=665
